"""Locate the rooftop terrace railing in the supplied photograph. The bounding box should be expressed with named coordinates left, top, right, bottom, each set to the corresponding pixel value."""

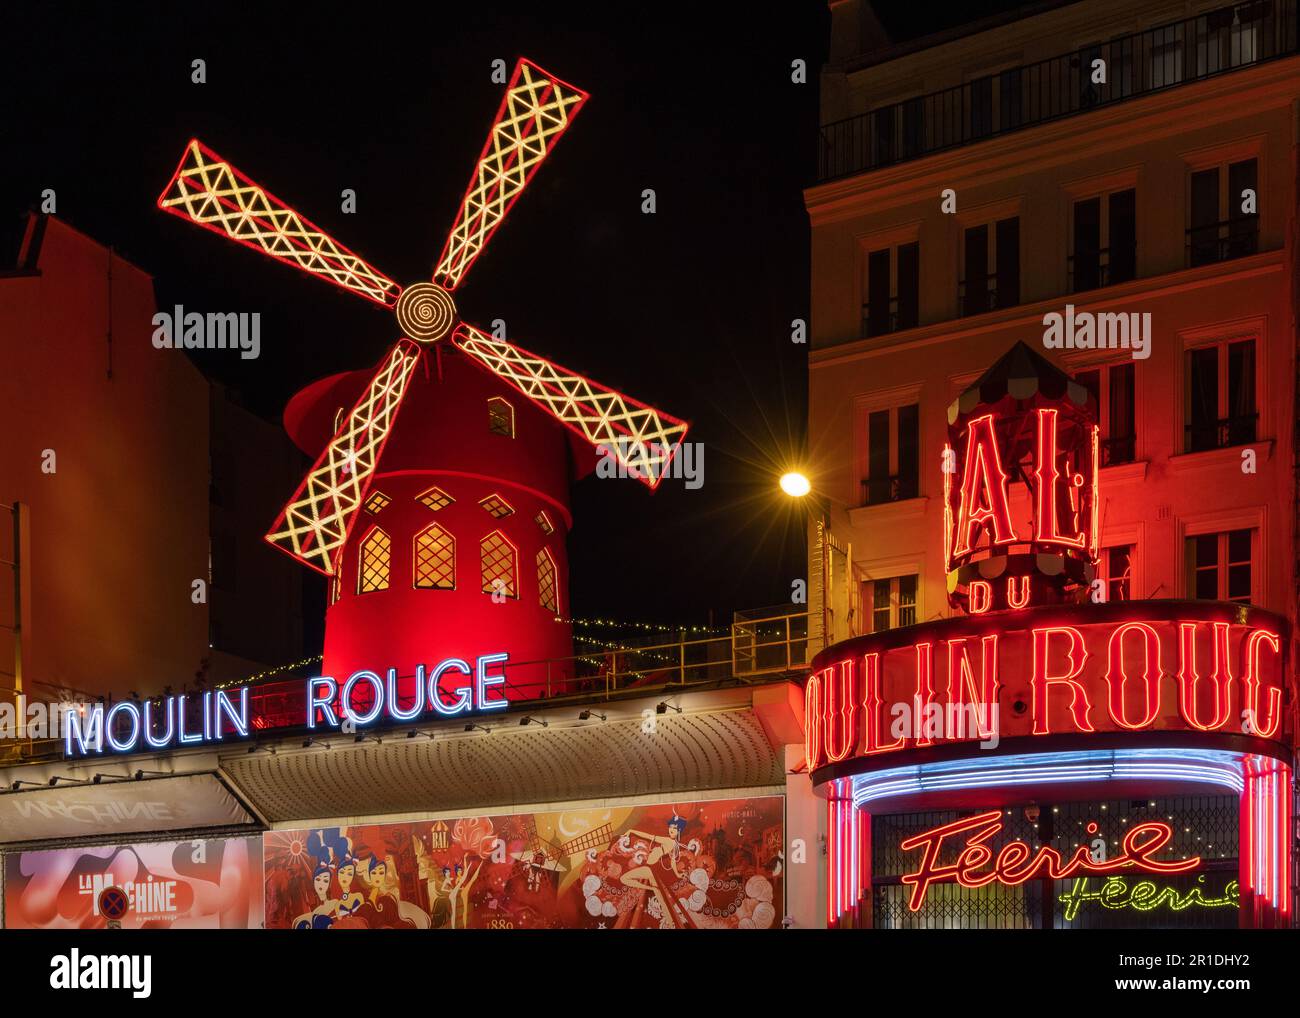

left=818, top=0, right=1299, bottom=182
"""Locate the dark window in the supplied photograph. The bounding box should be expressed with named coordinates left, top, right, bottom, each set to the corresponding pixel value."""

left=962, top=225, right=989, bottom=316
left=864, top=403, right=919, bottom=505
left=1189, top=168, right=1221, bottom=266
left=1071, top=197, right=1101, bottom=292
left=1108, top=189, right=1137, bottom=284
left=1076, top=362, right=1136, bottom=466
left=896, top=242, right=919, bottom=329
left=866, top=248, right=892, bottom=337
left=1185, top=340, right=1256, bottom=452
left=1227, top=158, right=1259, bottom=259
left=1188, top=529, right=1253, bottom=603
left=897, top=404, right=919, bottom=499
left=995, top=217, right=1020, bottom=306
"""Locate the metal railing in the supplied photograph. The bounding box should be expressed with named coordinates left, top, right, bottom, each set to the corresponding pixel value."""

left=1067, top=245, right=1138, bottom=293
left=1100, top=434, right=1137, bottom=466
left=1187, top=218, right=1260, bottom=266
left=861, top=296, right=918, bottom=337
left=1185, top=413, right=1259, bottom=452
left=860, top=474, right=920, bottom=506
left=818, top=0, right=1299, bottom=182
left=958, top=271, right=1019, bottom=316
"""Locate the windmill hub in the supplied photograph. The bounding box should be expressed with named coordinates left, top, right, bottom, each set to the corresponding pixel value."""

left=396, top=282, right=456, bottom=343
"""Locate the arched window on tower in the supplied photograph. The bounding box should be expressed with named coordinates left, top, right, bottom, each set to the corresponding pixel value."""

left=487, top=397, right=515, bottom=437
left=480, top=530, right=517, bottom=598
left=357, top=527, right=392, bottom=594
left=414, top=523, right=456, bottom=590
left=536, top=548, right=558, bottom=613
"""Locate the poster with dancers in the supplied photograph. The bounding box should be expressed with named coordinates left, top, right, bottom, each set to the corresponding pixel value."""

left=263, top=795, right=783, bottom=929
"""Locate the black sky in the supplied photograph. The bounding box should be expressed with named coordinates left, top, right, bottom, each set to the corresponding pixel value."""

left=7, top=3, right=1048, bottom=634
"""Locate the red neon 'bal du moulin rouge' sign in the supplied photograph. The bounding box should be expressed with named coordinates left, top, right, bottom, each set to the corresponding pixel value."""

left=804, top=607, right=1286, bottom=771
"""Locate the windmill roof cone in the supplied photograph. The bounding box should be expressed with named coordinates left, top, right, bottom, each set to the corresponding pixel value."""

left=159, top=59, right=690, bottom=701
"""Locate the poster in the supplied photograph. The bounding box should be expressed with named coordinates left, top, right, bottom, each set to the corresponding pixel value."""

left=264, top=795, right=783, bottom=929
left=3, top=835, right=264, bottom=929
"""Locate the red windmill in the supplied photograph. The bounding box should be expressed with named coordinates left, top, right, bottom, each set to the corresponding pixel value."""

left=159, top=59, right=688, bottom=701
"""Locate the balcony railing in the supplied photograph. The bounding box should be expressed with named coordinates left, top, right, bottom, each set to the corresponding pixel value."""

left=1100, top=434, right=1137, bottom=466
left=818, top=0, right=1299, bottom=182
left=860, top=473, right=920, bottom=506
left=1185, top=413, right=1259, bottom=452
left=958, top=271, right=1019, bottom=316
left=1067, top=245, right=1138, bottom=293
left=861, top=296, right=918, bottom=337
left=1187, top=218, right=1260, bottom=266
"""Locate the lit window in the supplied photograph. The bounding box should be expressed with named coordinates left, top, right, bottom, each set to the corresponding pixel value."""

left=357, top=527, right=391, bottom=594
left=479, top=494, right=515, bottom=519
left=536, top=548, right=558, bottom=613
left=364, top=490, right=392, bottom=514
left=417, top=486, right=454, bottom=511
left=480, top=531, right=517, bottom=598
left=866, top=574, right=917, bottom=633
left=535, top=511, right=554, bottom=535
left=488, top=397, right=515, bottom=437
left=1098, top=545, right=1133, bottom=602
left=414, top=524, right=455, bottom=590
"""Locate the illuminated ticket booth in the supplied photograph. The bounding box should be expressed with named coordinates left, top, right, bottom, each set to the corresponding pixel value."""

left=805, top=344, right=1293, bottom=930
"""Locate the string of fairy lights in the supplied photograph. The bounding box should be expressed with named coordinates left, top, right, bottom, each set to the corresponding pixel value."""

left=214, top=617, right=724, bottom=690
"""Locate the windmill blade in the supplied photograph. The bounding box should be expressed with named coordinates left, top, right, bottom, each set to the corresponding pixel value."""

left=159, top=139, right=401, bottom=306
left=453, top=323, right=688, bottom=489
left=266, top=341, right=421, bottom=575
left=434, top=60, right=588, bottom=291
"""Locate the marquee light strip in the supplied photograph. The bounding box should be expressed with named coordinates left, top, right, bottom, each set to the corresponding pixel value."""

left=265, top=342, right=421, bottom=574
left=850, top=748, right=1252, bottom=808
left=453, top=323, right=690, bottom=488
left=434, top=60, right=588, bottom=290
left=159, top=139, right=401, bottom=306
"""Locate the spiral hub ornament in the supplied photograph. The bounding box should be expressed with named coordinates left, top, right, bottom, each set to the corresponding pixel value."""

left=396, top=282, right=457, bottom=343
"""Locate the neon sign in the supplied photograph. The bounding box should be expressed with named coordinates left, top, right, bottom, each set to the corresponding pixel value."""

left=65, top=689, right=249, bottom=758
left=804, top=608, right=1286, bottom=771
left=899, top=810, right=1200, bottom=911
left=943, top=342, right=1099, bottom=613
left=308, top=653, right=509, bottom=730
left=1058, top=874, right=1239, bottom=922
left=64, top=652, right=514, bottom=758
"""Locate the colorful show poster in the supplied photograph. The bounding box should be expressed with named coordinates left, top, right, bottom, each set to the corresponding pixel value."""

left=3, top=836, right=264, bottom=929
left=264, top=795, right=784, bottom=929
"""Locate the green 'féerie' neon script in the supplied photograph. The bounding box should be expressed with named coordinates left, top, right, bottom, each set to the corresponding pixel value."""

left=1059, top=874, right=1239, bottom=922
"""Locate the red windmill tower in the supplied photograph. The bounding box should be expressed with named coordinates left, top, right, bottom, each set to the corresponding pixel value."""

left=159, top=59, right=688, bottom=702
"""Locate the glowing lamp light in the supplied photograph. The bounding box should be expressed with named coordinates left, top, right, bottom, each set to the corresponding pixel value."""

left=780, top=472, right=811, bottom=498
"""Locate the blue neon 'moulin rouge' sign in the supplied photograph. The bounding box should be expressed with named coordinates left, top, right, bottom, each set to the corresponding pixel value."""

left=63, top=652, right=510, bottom=758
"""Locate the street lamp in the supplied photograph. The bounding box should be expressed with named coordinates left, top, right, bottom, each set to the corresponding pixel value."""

left=779, top=471, right=811, bottom=497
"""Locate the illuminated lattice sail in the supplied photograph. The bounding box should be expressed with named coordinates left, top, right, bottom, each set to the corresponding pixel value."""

left=453, top=323, right=689, bottom=488
left=159, top=140, right=401, bottom=306
left=265, top=342, right=421, bottom=574
left=434, top=60, right=588, bottom=290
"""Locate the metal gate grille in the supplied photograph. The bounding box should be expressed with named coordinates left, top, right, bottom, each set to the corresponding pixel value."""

left=872, top=795, right=1240, bottom=930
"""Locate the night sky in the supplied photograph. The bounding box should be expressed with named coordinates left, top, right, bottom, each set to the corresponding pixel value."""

left=0, top=2, right=1021, bottom=637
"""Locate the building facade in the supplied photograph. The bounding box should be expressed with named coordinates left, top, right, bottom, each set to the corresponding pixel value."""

left=804, top=0, right=1299, bottom=928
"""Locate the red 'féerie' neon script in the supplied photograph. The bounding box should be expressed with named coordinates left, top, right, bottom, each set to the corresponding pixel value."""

left=899, top=810, right=1201, bottom=911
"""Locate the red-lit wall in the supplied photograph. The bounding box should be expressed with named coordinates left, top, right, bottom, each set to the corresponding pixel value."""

left=0, top=216, right=210, bottom=698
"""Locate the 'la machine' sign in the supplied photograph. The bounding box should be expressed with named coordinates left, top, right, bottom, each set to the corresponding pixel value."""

left=64, top=653, right=510, bottom=758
